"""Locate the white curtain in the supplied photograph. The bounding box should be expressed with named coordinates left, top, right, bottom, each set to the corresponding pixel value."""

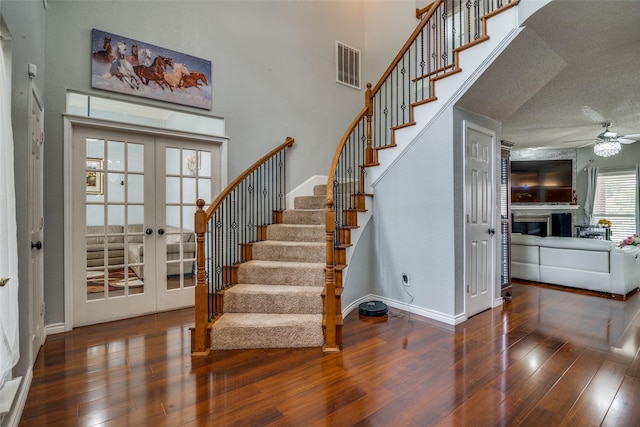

left=636, top=164, right=640, bottom=236
left=0, top=39, right=20, bottom=391
left=583, top=166, right=599, bottom=225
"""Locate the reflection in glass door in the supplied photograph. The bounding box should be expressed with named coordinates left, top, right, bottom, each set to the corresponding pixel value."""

left=83, top=134, right=156, bottom=315
left=156, top=140, right=218, bottom=311
left=73, top=127, right=220, bottom=326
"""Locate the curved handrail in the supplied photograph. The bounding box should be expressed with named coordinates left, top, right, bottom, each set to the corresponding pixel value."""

left=325, top=108, right=368, bottom=205
left=192, top=136, right=294, bottom=355
left=323, top=0, right=519, bottom=351
left=372, top=0, right=442, bottom=96
left=204, top=136, right=295, bottom=220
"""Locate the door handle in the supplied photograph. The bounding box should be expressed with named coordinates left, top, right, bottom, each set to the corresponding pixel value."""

left=145, top=228, right=153, bottom=235
left=157, top=228, right=165, bottom=235
left=31, top=241, right=42, bottom=250
left=488, top=228, right=496, bottom=235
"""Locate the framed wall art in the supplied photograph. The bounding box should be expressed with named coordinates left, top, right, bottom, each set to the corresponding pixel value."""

left=86, top=158, right=103, bottom=195
left=91, top=28, right=212, bottom=110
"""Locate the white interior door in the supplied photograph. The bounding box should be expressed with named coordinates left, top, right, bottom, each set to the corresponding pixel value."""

left=72, top=127, right=220, bottom=326
left=29, top=84, right=45, bottom=354
left=465, top=123, right=495, bottom=317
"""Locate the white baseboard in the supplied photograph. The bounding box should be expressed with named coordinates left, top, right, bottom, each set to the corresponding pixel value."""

left=45, top=322, right=66, bottom=336
left=343, top=294, right=464, bottom=326
left=2, top=368, right=31, bottom=427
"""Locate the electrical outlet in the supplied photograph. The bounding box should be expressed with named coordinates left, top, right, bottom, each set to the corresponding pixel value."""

left=402, top=273, right=409, bottom=286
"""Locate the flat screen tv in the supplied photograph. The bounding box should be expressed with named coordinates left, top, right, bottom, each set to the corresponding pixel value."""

left=511, top=159, right=573, bottom=204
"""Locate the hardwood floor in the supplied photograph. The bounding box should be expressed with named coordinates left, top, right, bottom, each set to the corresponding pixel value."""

left=20, top=282, right=640, bottom=426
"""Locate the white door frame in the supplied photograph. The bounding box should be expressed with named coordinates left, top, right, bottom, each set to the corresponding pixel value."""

left=463, top=120, right=499, bottom=319
left=63, top=115, right=228, bottom=331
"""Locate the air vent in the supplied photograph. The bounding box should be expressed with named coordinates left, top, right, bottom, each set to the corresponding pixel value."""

left=336, top=41, right=360, bottom=90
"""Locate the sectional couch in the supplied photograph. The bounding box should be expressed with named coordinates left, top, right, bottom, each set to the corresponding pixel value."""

left=511, top=234, right=640, bottom=297
left=86, top=224, right=195, bottom=278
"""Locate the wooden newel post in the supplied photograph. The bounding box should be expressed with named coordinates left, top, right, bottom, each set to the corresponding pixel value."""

left=324, top=197, right=339, bottom=352
left=365, top=83, right=375, bottom=165
left=193, top=198, right=210, bottom=355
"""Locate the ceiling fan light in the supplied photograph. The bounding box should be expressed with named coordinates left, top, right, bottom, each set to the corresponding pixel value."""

left=594, top=139, right=621, bottom=157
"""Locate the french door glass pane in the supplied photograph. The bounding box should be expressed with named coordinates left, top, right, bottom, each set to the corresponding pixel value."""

left=85, top=138, right=146, bottom=301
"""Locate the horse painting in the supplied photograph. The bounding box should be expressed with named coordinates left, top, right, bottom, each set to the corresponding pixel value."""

left=178, top=71, right=209, bottom=90
left=133, top=56, right=173, bottom=89
left=92, top=37, right=115, bottom=64
left=110, top=41, right=140, bottom=90
left=162, top=63, right=190, bottom=91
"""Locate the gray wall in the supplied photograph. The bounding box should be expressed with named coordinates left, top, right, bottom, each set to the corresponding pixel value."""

left=371, top=109, right=458, bottom=318
left=40, top=1, right=417, bottom=325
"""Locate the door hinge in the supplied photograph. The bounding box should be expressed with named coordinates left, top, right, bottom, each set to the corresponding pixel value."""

left=466, top=285, right=470, bottom=293
left=40, top=302, right=45, bottom=316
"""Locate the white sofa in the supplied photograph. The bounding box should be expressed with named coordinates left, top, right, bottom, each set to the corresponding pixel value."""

left=511, top=234, right=640, bottom=297
left=87, top=225, right=195, bottom=279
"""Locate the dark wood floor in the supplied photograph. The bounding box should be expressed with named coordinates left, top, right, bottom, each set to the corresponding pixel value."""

left=19, top=282, right=640, bottom=426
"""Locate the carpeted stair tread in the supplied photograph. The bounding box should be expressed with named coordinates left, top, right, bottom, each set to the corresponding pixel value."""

left=210, top=313, right=324, bottom=350
left=237, top=260, right=325, bottom=286
left=252, top=240, right=325, bottom=263
left=267, top=224, right=325, bottom=242
left=224, top=284, right=323, bottom=314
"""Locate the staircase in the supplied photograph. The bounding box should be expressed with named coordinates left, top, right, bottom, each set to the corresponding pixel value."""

left=209, top=185, right=328, bottom=350
left=192, top=0, right=526, bottom=354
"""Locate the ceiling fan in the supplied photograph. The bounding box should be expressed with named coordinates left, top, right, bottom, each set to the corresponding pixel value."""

left=564, top=122, right=640, bottom=157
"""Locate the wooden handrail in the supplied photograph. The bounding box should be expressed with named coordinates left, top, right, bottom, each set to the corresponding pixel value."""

left=371, top=0, right=443, bottom=96
left=192, top=136, right=294, bottom=355
left=323, top=0, right=519, bottom=352
left=325, top=109, right=367, bottom=206
left=415, top=1, right=437, bottom=19
left=204, top=136, right=295, bottom=219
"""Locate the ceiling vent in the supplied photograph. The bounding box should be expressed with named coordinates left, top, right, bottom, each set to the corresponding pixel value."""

left=336, top=41, right=360, bottom=90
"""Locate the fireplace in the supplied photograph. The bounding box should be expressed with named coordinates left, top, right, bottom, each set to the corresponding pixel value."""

left=512, top=207, right=576, bottom=237
left=513, top=218, right=548, bottom=236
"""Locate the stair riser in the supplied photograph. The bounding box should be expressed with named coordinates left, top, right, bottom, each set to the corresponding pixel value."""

left=282, top=210, right=325, bottom=225
left=266, top=225, right=325, bottom=242
left=294, top=195, right=326, bottom=210
left=238, top=264, right=325, bottom=286
left=252, top=243, right=325, bottom=263
left=224, top=292, right=323, bottom=314
left=211, top=323, right=324, bottom=350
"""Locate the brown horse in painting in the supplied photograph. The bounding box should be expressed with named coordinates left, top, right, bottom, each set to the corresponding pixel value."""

left=92, top=37, right=115, bottom=64
left=133, top=56, right=174, bottom=89
left=162, top=64, right=190, bottom=92
left=178, top=71, right=209, bottom=89
left=125, top=44, right=139, bottom=66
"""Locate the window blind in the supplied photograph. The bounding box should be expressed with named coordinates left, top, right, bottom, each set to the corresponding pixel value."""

left=591, top=168, right=636, bottom=242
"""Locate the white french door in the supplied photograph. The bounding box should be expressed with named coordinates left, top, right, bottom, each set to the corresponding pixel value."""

left=29, top=84, right=45, bottom=354
left=465, top=122, right=496, bottom=318
left=72, top=126, right=220, bottom=326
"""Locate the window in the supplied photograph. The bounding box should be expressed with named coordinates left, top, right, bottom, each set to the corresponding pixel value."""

left=591, top=168, right=637, bottom=242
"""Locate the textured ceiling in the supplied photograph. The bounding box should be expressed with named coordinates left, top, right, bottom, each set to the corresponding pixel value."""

left=456, top=0, right=640, bottom=149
